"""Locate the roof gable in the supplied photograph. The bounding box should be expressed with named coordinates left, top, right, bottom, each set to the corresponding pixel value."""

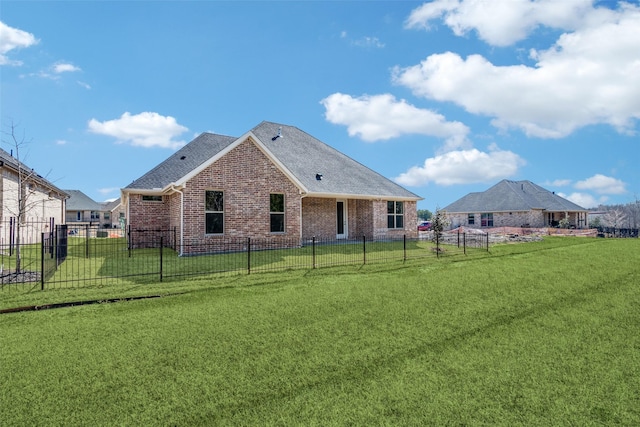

left=124, top=133, right=236, bottom=191
left=444, top=180, right=587, bottom=213
left=0, top=148, right=68, bottom=199
left=64, top=190, right=104, bottom=211
left=124, top=121, right=421, bottom=201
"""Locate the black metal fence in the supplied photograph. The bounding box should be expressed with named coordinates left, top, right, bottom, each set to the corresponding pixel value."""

left=0, top=218, right=55, bottom=288
left=1, top=227, right=490, bottom=291
left=595, top=226, right=639, bottom=238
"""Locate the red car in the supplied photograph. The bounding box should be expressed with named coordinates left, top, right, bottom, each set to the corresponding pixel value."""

left=418, top=221, right=432, bottom=231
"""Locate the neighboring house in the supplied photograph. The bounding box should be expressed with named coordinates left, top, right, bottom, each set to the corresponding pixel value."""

left=103, top=198, right=126, bottom=229
left=65, top=190, right=112, bottom=228
left=444, top=180, right=589, bottom=229
left=122, top=121, right=422, bottom=254
left=0, top=147, right=68, bottom=244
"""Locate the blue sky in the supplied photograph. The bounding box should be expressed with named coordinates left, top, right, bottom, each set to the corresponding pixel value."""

left=1, top=0, right=638, bottom=212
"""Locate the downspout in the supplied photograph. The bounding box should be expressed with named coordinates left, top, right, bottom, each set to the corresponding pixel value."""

left=179, top=188, right=184, bottom=256
left=167, top=185, right=185, bottom=256
left=299, top=191, right=306, bottom=242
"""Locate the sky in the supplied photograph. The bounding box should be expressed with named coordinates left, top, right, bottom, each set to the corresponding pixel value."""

left=1, top=0, right=638, bottom=212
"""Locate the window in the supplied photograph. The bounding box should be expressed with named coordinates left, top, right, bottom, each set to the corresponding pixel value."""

left=270, top=193, right=285, bottom=233
left=90, top=211, right=100, bottom=220
left=387, top=201, right=404, bottom=229
left=481, top=213, right=493, bottom=227
left=76, top=211, right=82, bottom=221
left=205, top=191, right=224, bottom=234
left=104, top=212, right=111, bottom=220
left=142, top=195, right=163, bottom=202
left=468, top=214, right=475, bottom=225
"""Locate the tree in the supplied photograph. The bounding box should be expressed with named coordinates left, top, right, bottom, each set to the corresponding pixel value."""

left=1, top=121, right=39, bottom=274
left=602, top=209, right=627, bottom=229
left=430, top=208, right=450, bottom=243
left=417, top=209, right=433, bottom=221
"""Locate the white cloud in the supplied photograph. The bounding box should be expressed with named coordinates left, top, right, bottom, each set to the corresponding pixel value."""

left=394, top=144, right=525, bottom=186
left=558, top=192, right=606, bottom=209
left=88, top=112, right=188, bottom=149
left=0, top=21, right=38, bottom=65
left=55, top=139, right=68, bottom=145
left=396, top=2, right=640, bottom=138
left=575, top=174, right=626, bottom=194
left=405, top=0, right=605, bottom=47
left=53, top=62, right=81, bottom=73
left=77, top=81, right=91, bottom=90
left=352, top=36, right=385, bottom=49
left=321, top=93, right=470, bottom=148
left=545, top=179, right=573, bottom=187
left=98, top=187, right=120, bottom=196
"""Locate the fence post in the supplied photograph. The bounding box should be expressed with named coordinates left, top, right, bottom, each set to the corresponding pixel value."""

left=403, top=234, right=407, bottom=262
left=363, top=235, right=366, bottom=265
left=85, top=224, right=90, bottom=258
left=436, top=232, right=440, bottom=258
left=40, top=233, right=45, bottom=291
left=457, top=229, right=461, bottom=248
left=247, top=237, right=251, bottom=275
left=9, top=217, right=14, bottom=256
left=312, top=236, right=316, bottom=269
left=159, top=236, right=163, bottom=282
left=463, top=232, right=466, bottom=255
left=486, top=232, right=489, bottom=251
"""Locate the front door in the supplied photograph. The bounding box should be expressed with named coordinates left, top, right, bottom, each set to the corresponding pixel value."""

left=336, top=200, right=348, bottom=239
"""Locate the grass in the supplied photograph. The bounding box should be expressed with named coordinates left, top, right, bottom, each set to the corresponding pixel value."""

left=1, top=237, right=639, bottom=425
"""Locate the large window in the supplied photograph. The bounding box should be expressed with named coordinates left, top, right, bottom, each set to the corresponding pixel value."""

left=270, top=193, right=285, bottom=233
left=387, top=201, right=404, bottom=229
left=481, top=213, right=493, bottom=227
left=205, top=190, right=224, bottom=234
left=468, top=214, right=475, bottom=225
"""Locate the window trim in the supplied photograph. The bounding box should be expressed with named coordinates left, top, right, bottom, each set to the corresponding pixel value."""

left=387, top=201, right=404, bottom=229
left=269, top=193, right=285, bottom=233
left=481, top=213, right=494, bottom=227
left=142, top=195, right=163, bottom=202
left=468, top=213, right=475, bottom=225
left=205, top=190, right=224, bottom=235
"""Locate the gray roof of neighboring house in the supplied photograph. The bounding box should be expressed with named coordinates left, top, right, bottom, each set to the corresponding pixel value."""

left=102, top=198, right=121, bottom=212
left=125, top=121, right=421, bottom=200
left=444, top=180, right=587, bottom=213
left=0, top=148, right=68, bottom=198
left=64, top=190, right=105, bottom=211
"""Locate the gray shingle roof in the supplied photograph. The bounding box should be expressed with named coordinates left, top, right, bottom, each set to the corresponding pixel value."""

left=444, top=180, right=587, bottom=213
left=125, top=121, right=421, bottom=200
left=64, top=189, right=104, bottom=211
left=125, top=133, right=237, bottom=190
left=0, top=148, right=68, bottom=198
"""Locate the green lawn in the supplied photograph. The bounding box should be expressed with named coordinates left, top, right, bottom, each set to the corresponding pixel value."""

left=1, top=237, right=638, bottom=425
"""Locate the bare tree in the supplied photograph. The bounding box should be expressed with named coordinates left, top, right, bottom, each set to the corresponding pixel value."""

left=1, top=121, right=40, bottom=274
left=602, top=209, right=627, bottom=229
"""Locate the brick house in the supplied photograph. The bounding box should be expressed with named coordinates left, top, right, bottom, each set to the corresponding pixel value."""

left=64, top=190, right=111, bottom=228
left=122, top=121, right=422, bottom=254
left=444, top=180, right=589, bottom=229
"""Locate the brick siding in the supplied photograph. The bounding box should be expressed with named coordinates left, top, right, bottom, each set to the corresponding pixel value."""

left=128, top=137, right=419, bottom=252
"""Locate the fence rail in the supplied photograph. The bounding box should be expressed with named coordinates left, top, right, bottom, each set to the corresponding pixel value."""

left=1, top=227, right=489, bottom=291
